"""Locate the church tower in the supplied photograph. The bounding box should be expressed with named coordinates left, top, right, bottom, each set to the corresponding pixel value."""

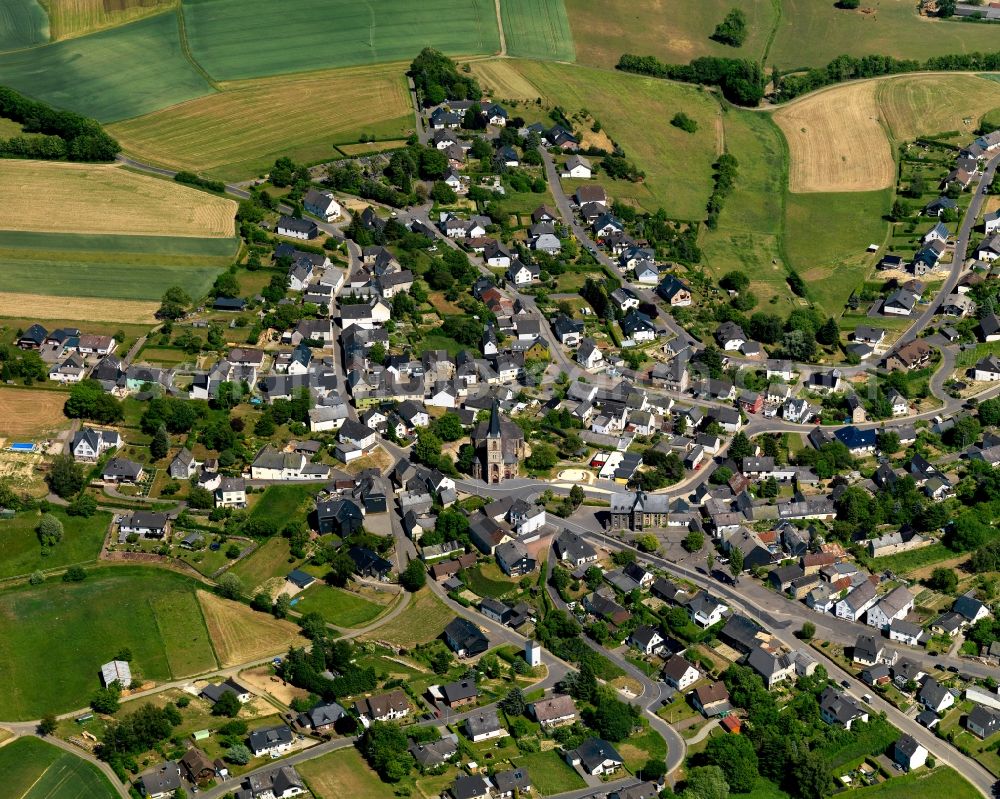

left=486, top=399, right=503, bottom=484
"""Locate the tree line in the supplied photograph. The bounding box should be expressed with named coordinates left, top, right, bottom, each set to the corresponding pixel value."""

left=0, top=86, right=120, bottom=162
left=616, top=54, right=766, bottom=106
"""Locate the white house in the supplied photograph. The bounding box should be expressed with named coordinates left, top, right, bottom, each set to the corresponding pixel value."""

left=973, top=354, right=1000, bottom=381
left=892, top=735, right=928, bottom=771
left=835, top=581, right=878, bottom=622
left=276, top=216, right=318, bottom=240
left=866, top=586, right=914, bottom=631
left=71, top=427, right=121, bottom=461
left=247, top=725, right=294, bottom=758
left=215, top=477, right=247, bottom=509
left=304, top=189, right=341, bottom=222
left=566, top=739, right=623, bottom=776
left=562, top=154, right=592, bottom=179
left=507, top=260, right=539, bottom=286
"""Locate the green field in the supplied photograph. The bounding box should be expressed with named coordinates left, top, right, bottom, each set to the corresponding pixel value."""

left=0, top=0, right=49, bottom=52
left=229, top=536, right=303, bottom=589
left=181, top=0, right=500, bottom=82
left=299, top=747, right=396, bottom=799
left=0, top=230, right=239, bottom=258
left=849, top=768, right=980, bottom=799
left=0, top=737, right=118, bottom=799
left=0, top=566, right=217, bottom=719
left=514, top=750, right=586, bottom=794
left=249, top=484, right=319, bottom=525
left=501, top=0, right=574, bottom=61
left=0, top=257, right=225, bottom=301
left=465, top=563, right=520, bottom=599
left=0, top=11, right=213, bottom=122
left=293, top=584, right=386, bottom=628
left=360, top=588, right=453, bottom=648
left=784, top=189, right=891, bottom=313
left=0, top=509, right=110, bottom=580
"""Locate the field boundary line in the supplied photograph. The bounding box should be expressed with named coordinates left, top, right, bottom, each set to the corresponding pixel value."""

left=761, top=0, right=782, bottom=66
left=174, top=6, right=220, bottom=91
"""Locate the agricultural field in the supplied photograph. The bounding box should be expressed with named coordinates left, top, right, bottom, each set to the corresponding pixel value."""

left=769, top=0, right=1000, bottom=71
left=299, top=747, right=395, bottom=799
left=0, top=0, right=49, bottom=52
left=181, top=0, right=500, bottom=82
left=0, top=567, right=217, bottom=719
left=774, top=80, right=895, bottom=193
left=848, top=767, right=980, bottom=799
left=500, top=0, right=575, bottom=62
left=0, top=737, right=118, bottom=799
left=292, top=584, right=389, bottom=628
left=0, top=509, right=110, bottom=580
left=0, top=386, right=70, bottom=438
left=196, top=589, right=307, bottom=666
left=875, top=74, right=1000, bottom=142
left=0, top=161, right=236, bottom=237
left=109, top=63, right=415, bottom=179
left=784, top=189, right=891, bottom=312
left=360, top=586, right=453, bottom=648
left=41, top=0, right=176, bottom=40
left=472, top=59, right=721, bottom=218
left=564, top=0, right=776, bottom=69
left=0, top=11, right=212, bottom=122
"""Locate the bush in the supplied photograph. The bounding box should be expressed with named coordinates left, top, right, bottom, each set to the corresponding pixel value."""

left=37, top=514, right=64, bottom=547
left=712, top=8, right=748, bottom=46
left=63, top=565, right=86, bottom=582
left=671, top=112, right=698, bottom=133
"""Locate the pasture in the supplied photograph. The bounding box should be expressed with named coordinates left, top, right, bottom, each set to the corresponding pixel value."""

left=227, top=536, right=301, bottom=590
left=293, top=584, right=388, bottom=628
left=249, top=484, right=318, bottom=526
left=0, top=387, right=69, bottom=438
left=848, top=767, right=980, bottom=799
left=0, top=567, right=217, bottom=719
left=180, top=0, right=501, bottom=82
left=0, top=11, right=212, bottom=122
left=41, top=0, right=176, bottom=40
left=0, top=0, right=49, bottom=52
left=0, top=737, right=118, bottom=799
left=875, top=74, right=1000, bottom=142
left=0, top=161, right=236, bottom=238
left=0, top=509, right=110, bottom=580
left=769, top=0, right=1000, bottom=71
left=564, top=0, right=776, bottom=69
left=110, top=64, right=415, bottom=179
left=196, top=589, right=307, bottom=666
left=774, top=80, right=895, bottom=193
left=299, top=747, right=394, bottom=799
left=501, top=0, right=575, bottom=62
left=473, top=59, right=721, bottom=218
left=360, top=587, right=453, bottom=647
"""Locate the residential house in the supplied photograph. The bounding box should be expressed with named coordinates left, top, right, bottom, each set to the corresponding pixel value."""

left=354, top=690, right=410, bottom=723
left=304, top=189, right=341, bottom=222
left=529, top=694, right=578, bottom=728
left=444, top=617, right=489, bottom=657
left=893, top=735, right=928, bottom=771
left=866, top=586, right=914, bottom=630
left=566, top=738, right=623, bottom=776
left=247, top=725, right=294, bottom=757
left=819, top=686, right=869, bottom=729
left=277, top=216, right=319, bottom=240
left=137, top=763, right=182, bottom=799
left=464, top=708, right=508, bottom=742
left=662, top=655, right=700, bottom=690
left=71, top=427, right=121, bottom=462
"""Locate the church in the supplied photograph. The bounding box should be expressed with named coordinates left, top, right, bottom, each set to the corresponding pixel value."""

left=471, top=400, right=526, bottom=484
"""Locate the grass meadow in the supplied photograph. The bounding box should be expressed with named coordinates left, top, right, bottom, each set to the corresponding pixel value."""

left=299, top=747, right=395, bottom=799
left=181, top=0, right=500, bottom=81
left=514, top=750, right=586, bottom=794
left=0, top=737, right=118, bottom=799
left=0, top=11, right=212, bottom=122
left=0, top=566, right=217, bottom=719
left=0, top=509, right=110, bottom=579
left=361, top=588, right=453, bottom=648
left=110, top=63, right=415, bottom=179
left=249, top=484, right=318, bottom=526
left=293, top=584, right=387, bottom=628
left=500, top=0, right=574, bottom=61
left=875, top=74, right=1000, bottom=143
left=848, top=767, right=980, bottom=799
left=228, top=536, right=303, bottom=590
left=0, top=0, right=49, bottom=51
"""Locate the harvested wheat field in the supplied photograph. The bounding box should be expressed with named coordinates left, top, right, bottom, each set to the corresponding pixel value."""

left=0, top=388, right=68, bottom=438
left=109, top=64, right=414, bottom=179
left=774, top=80, right=894, bottom=193
left=197, top=590, right=308, bottom=666
left=0, top=292, right=158, bottom=324
left=0, top=160, right=236, bottom=237
left=41, top=0, right=176, bottom=40
left=470, top=59, right=543, bottom=101
left=876, top=74, right=1000, bottom=143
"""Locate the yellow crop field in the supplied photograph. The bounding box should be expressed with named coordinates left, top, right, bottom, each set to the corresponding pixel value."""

left=876, top=74, right=1000, bottom=143
left=0, top=387, right=69, bottom=438
left=774, top=80, right=895, bottom=193
left=0, top=160, right=236, bottom=237
left=109, top=64, right=415, bottom=180
left=196, top=590, right=307, bottom=666
left=0, top=292, right=158, bottom=323
left=40, top=0, right=176, bottom=40
left=471, top=58, right=546, bottom=101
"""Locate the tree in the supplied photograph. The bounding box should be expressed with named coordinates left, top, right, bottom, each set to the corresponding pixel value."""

left=591, top=696, right=637, bottom=741
left=500, top=687, right=526, bottom=717
left=413, top=429, right=443, bottom=467
left=433, top=412, right=464, bottom=442
left=526, top=443, right=558, bottom=471
left=68, top=493, right=98, bottom=517
left=226, top=743, right=251, bottom=765
left=710, top=466, right=733, bottom=485
left=711, top=8, right=747, bottom=46
left=212, top=690, right=241, bottom=717
left=636, top=534, right=659, bottom=553
left=684, top=766, right=730, bottom=799
left=63, top=565, right=86, bottom=582
left=37, top=513, right=64, bottom=547
left=683, top=530, right=705, bottom=553
left=705, top=734, right=758, bottom=793
left=324, top=548, right=356, bottom=587
left=816, top=317, right=839, bottom=346
left=796, top=621, right=816, bottom=640
left=38, top=714, right=57, bottom=736
left=273, top=593, right=292, bottom=619
left=728, top=432, right=753, bottom=462
left=46, top=455, right=84, bottom=498
left=928, top=567, right=958, bottom=593
left=150, top=426, right=169, bottom=460
left=359, top=721, right=412, bottom=782
left=400, top=559, right=427, bottom=592
left=877, top=430, right=900, bottom=453
left=729, top=548, right=744, bottom=581
left=156, top=286, right=192, bottom=320
left=187, top=486, right=214, bottom=510
left=216, top=572, right=244, bottom=600
left=251, top=591, right=272, bottom=613
left=430, top=180, right=457, bottom=204
left=719, top=270, right=750, bottom=292
left=91, top=685, right=121, bottom=714
left=789, top=751, right=831, bottom=799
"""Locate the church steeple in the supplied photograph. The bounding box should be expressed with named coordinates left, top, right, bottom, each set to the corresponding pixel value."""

left=488, top=398, right=502, bottom=438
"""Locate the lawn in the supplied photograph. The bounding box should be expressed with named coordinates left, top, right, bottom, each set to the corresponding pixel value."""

left=514, top=750, right=586, bottom=794
left=618, top=723, right=667, bottom=773
left=848, top=767, right=981, bottom=799
left=0, top=0, right=49, bottom=52
left=0, top=566, right=217, bottom=719
left=0, top=229, right=239, bottom=258
left=472, top=59, right=720, bottom=219
left=250, top=484, right=319, bottom=526
left=360, top=587, right=454, bottom=648
left=181, top=0, right=500, bottom=82
left=228, top=537, right=303, bottom=590
left=0, top=737, right=118, bottom=799
left=0, top=11, right=213, bottom=122
left=501, top=0, right=575, bottom=61
left=868, top=542, right=957, bottom=574
left=465, top=562, right=521, bottom=599
left=784, top=189, right=891, bottom=315
left=293, top=584, right=387, bottom=628
left=109, top=63, right=415, bottom=180
left=0, top=509, right=110, bottom=579
left=299, top=747, right=395, bottom=799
